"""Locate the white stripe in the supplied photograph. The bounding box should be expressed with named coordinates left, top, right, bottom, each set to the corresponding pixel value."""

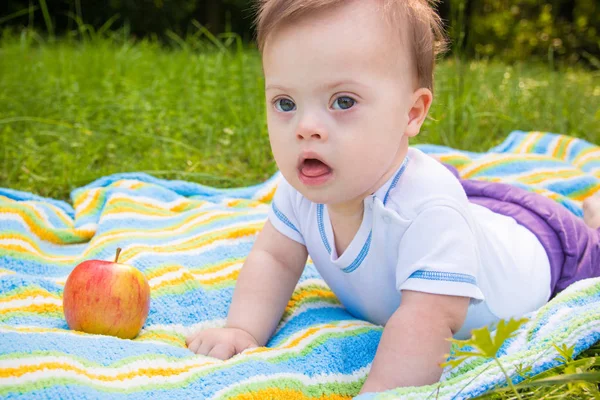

left=125, top=230, right=258, bottom=263
left=143, top=319, right=227, bottom=337
left=148, top=269, right=187, bottom=287
left=516, top=132, right=539, bottom=153
left=26, top=204, right=53, bottom=226
left=75, top=188, right=101, bottom=213
left=0, top=296, right=62, bottom=311
left=194, top=262, right=243, bottom=282
left=0, top=214, right=90, bottom=239
left=149, top=260, right=245, bottom=287
left=0, top=226, right=257, bottom=263
left=576, top=149, right=600, bottom=165
left=45, top=204, right=75, bottom=226
left=274, top=302, right=346, bottom=336
left=93, top=210, right=266, bottom=249
left=76, top=223, right=97, bottom=232
left=103, top=192, right=191, bottom=210
left=0, top=239, right=40, bottom=254
left=0, top=214, right=51, bottom=238
left=547, top=136, right=561, bottom=157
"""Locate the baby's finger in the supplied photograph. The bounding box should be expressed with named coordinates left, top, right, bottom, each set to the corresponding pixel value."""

left=236, top=337, right=258, bottom=353
left=208, top=343, right=236, bottom=360
left=198, top=340, right=214, bottom=356
left=185, top=331, right=197, bottom=346
left=187, top=335, right=203, bottom=354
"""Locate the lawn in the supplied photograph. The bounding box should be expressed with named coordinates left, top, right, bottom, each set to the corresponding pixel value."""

left=1, top=31, right=600, bottom=398
left=1, top=32, right=599, bottom=201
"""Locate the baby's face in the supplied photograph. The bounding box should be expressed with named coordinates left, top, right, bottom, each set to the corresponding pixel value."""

left=263, top=0, right=418, bottom=206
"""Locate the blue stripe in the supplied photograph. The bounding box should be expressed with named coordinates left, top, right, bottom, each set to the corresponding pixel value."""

left=272, top=202, right=300, bottom=234
left=342, top=231, right=372, bottom=273
left=408, top=270, right=477, bottom=285
left=317, top=204, right=332, bottom=254
left=383, top=156, right=410, bottom=205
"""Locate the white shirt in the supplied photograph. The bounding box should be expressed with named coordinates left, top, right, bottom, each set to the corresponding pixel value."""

left=268, top=147, right=551, bottom=338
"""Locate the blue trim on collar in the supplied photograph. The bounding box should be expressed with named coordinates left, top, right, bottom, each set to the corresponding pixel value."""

left=317, top=203, right=332, bottom=254
left=382, top=156, right=410, bottom=205
left=342, top=231, right=372, bottom=273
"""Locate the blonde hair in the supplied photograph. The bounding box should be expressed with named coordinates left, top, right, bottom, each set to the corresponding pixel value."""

left=254, top=0, right=447, bottom=92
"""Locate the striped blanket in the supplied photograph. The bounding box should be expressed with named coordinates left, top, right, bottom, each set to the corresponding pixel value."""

left=2, top=131, right=600, bottom=399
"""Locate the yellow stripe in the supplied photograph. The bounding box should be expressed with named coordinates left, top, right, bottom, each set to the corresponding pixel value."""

left=0, top=360, right=214, bottom=380
left=552, top=136, right=574, bottom=160
left=257, top=185, right=277, bottom=203
left=0, top=268, right=16, bottom=275
left=286, top=288, right=338, bottom=310
left=516, top=169, right=581, bottom=185
left=524, top=131, right=543, bottom=154
left=153, top=272, right=199, bottom=290
left=195, top=269, right=239, bottom=286
left=145, top=265, right=183, bottom=280
left=231, top=389, right=350, bottom=400
left=0, top=288, right=59, bottom=303
left=93, top=210, right=241, bottom=241
left=0, top=206, right=91, bottom=245
left=193, top=259, right=241, bottom=275
left=136, top=331, right=186, bottom=347
left=1, top=303, right=62, bottom=315
left=461, top=154, right=550, bottom=179
left=117, top=223, right=264, bottom=264
left=130, top=182, right=146, bottom=190
left=104, top=197, right=198, bottom=214
left=571, top=185, right=600, bottom=202
left=573, top=147, right=600, bottom=166
left=249, top=322, right=365, bottom=355
left=0, top=222, right=263, bottom=263
left=75, top=189, right=103, bottom=217
left=0, top=238, right=77, bottom=263
left=515, top=131, right=537, bottom=153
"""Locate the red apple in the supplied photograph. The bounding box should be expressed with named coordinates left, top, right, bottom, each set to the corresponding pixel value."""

left=63, top=248, right=151, bottom=339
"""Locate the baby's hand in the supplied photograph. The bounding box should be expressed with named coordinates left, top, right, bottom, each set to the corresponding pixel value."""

left=186, top=327, right=259, bottom=360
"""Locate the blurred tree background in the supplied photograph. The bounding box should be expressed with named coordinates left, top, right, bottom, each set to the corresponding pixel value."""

left=1, top=0, right=598, bottom=66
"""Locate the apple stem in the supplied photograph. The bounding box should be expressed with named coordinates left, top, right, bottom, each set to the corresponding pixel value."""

left=114, top=248, right=122, bottom=263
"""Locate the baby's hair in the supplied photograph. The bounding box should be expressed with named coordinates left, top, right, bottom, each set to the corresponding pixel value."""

left=254, top=0, right=448, bottom=93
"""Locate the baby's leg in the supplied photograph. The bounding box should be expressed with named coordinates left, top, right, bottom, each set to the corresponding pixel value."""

left=583, top=193, right=600, bottom=229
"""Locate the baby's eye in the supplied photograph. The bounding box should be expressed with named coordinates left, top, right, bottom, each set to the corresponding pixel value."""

left=331, top=96, right=356, bottom=110
left=274, top=98, right=296, bottom=112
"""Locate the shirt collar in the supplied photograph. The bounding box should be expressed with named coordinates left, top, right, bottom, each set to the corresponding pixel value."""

left=372, top=156, right=410, bottom=205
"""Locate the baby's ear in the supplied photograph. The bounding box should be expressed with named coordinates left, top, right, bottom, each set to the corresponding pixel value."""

left=404, top=88, right=433, bottom=138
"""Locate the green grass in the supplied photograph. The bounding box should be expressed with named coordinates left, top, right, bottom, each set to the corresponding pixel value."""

left=1, top=30, right=599, bottom=201
left=1, top=29, right=600, bottom=399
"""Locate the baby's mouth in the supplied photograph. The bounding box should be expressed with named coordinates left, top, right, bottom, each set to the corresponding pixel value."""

left=300, top=158, right=332, bottom=177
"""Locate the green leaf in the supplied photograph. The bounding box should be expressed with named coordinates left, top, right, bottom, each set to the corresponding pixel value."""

left=442, top=317, right=528, bottom=369
left=553, top=343, right=575, bottom=363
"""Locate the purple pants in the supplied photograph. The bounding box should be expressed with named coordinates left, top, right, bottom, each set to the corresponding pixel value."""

left=446, top=165, right=600, bottom=298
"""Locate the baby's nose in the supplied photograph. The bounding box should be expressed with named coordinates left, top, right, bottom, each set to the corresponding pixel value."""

left=295, top=120, right=328, bottom=141
left=297, top=130, right=324, bottom=140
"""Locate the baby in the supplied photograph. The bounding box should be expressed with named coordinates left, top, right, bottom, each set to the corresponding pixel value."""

left=187, top=0, right=600, bottom=394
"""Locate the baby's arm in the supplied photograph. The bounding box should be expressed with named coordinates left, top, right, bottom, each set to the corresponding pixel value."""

left=359, top=291, right=469, bottom=394
left=187, top=220, right=308, bottom=358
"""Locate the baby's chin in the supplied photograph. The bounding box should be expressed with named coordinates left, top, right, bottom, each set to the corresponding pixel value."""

left=285, top=175, right=334, bottom=203
left=291, top=179, right=364, bottom=206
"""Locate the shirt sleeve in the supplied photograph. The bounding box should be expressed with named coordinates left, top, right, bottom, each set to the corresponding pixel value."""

left=267, top=177, right=305, bottom=245
left=396, top=205, right=484, bottom=302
